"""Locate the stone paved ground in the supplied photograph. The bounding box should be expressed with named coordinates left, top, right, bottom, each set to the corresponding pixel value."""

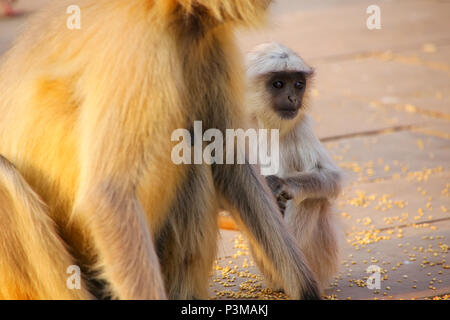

left=214, top=0, right=450, bottom=300
left=1, top=0, right=449, bottom=300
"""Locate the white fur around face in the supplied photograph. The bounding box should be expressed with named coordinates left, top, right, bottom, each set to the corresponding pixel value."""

left=245, top=42, right=314, bottom=135
left=246, top=42, right=313, bottom=79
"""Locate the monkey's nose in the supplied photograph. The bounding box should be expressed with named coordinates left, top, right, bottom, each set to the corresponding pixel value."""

left=288, top=96, right=296, bottom=104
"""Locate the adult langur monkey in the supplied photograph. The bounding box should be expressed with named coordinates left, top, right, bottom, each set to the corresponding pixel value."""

left=0, top=1, right=320, bottom=299
left=245, top=42, right=343, bottom=292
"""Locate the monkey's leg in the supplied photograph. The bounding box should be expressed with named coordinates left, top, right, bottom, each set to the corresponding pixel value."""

left=157, top=165, right=218, bottom=299
left=0, top=156, right=93, bottom=299
left=285, top=199, right=341, bottom=292
left=214, top=163, right=320, bottom=299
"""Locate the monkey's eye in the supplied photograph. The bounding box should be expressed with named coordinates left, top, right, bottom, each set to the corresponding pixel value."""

left=294, top=81, right=305, bottom=89
left=272, top=81, right=284, bottom=89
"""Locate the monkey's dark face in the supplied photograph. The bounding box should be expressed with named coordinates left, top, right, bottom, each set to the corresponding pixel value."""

left=266, top=71, right=307, bottom=120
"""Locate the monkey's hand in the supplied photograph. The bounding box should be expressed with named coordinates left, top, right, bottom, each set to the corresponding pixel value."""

left=265, top=175, right=293, bottom=215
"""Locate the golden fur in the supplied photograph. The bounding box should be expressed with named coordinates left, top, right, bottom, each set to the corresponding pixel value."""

left=0, top=1, right=320, bottom=299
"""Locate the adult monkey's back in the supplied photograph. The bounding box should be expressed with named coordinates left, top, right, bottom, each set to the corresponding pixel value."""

left=0, top=0, right=320, bottom=299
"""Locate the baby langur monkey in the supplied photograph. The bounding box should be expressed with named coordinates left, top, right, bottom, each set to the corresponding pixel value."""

left=246, top=43, right=343, bottom=292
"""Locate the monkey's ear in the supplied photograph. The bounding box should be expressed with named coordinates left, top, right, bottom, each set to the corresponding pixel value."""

left=305, top=67, right=315, bottom=77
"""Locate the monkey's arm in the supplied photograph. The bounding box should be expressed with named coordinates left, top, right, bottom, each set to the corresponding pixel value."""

left=286, top=116, right=343, bottom=201
left=75, top=123, right=166, bottom=299
left=284, top=164, right=342, bottom=201
left=75, top=136, right=165, bottom=298
left=75, top=187, right=166, bottom=299
left=73, top=55, right=167, bottom=300
left=214, top=163, right=320, bottom=299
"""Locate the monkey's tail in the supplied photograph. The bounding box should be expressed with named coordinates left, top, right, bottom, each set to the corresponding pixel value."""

left=0, top=155, right=92, bottom=299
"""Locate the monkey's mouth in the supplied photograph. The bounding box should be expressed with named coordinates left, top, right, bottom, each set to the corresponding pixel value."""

left=277, top=108, right=299, bottom=119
